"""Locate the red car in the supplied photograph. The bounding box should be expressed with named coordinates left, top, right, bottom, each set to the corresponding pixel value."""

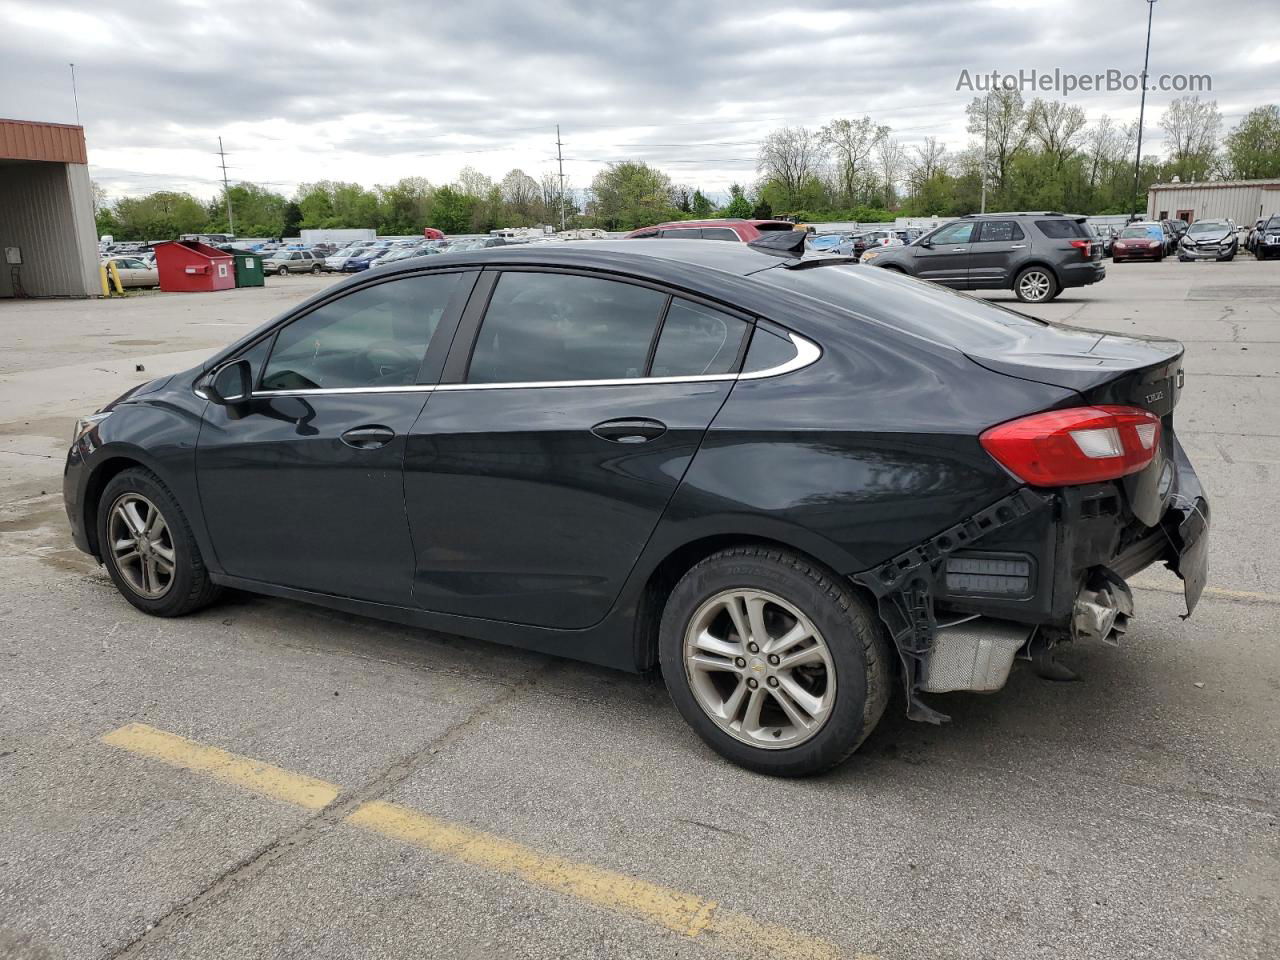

left=1112, top=222, right=1166, bottom=262
left=626, top=218, right=798, bottom=242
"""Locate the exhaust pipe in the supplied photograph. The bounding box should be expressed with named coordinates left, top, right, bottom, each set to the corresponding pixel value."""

left=1072, top=569, right=1134, bottom=645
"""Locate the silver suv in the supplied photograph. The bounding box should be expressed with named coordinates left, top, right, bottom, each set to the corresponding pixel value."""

left=262, top=250, right=323, bottom=276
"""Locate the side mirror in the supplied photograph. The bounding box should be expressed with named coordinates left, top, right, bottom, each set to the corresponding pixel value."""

left=917, top=238, right=933, bottom=249
left=204, top=359, right=252, bottom=405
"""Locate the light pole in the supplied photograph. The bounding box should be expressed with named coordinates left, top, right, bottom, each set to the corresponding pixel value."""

left=1131, top=0, right=1157, bottom=222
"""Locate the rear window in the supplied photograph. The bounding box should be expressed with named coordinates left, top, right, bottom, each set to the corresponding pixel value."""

left=756, top=263, right=1048, bottom=350
left=753, top=222, right=796, bottom=232
left=1035, top=219, right=1090, bottom=239
left=1121, top=226, right=1161, bottom=239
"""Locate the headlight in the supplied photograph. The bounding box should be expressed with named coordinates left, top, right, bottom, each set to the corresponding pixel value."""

left=861, top=250, right=881, bottom=261
left=72, top=411, right=111, bottom=444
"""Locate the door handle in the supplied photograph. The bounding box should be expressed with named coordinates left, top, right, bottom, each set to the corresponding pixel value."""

left=340, top=425, right=396, bottom=449
left=591, top=418, right=667, bottom=444
left=1011, top=244, right=1026, bottom=248
left=952, top=246, right=968, bottom=251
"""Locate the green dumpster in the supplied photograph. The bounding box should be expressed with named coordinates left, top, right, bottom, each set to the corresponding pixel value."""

left=227, top=249, right=265, bottom=287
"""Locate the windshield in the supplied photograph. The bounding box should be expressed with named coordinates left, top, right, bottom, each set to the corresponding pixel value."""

left=1266, top=217, right=1280, bottom=231
left=1120, top=226, right=1160, bottom=239
left=1188, top=221, right=1226, bottom=234
left=757, top=262, right=1049, bottom=350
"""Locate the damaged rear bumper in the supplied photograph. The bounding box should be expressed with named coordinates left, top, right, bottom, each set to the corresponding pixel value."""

left=852, top=432, right=1210, bottom=722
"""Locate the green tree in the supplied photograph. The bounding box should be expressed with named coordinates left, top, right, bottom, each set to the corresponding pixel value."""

left=429, top=186, right=476, bottom=233
left=1224, top=105, right=1280, bottom=179
left=691, top=190, right=714, bottom=218
left=724, top=184, right=752, bottom=219
left=112, top=191, right=208, bottom=240
left=376, top=177, right=433, bottom=234
left=204, top=182, right=289, bottom=237
left=587, top=161, right=677, bottom=230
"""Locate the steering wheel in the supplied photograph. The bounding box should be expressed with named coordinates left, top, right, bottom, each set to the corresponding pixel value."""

left=363, top=341, right=421, bottom=386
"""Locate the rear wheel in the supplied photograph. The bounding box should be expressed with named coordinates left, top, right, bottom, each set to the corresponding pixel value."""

left=1014, top=266, right=1056, bottom=303
left=311, top=263, right=322, bottom=274
left=659, top=545, right=892, bottom=777
left=98, top=468, right=220, bottom=617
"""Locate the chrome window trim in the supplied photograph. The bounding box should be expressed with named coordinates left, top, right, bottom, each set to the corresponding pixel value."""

left=211, top=332, right=819, bottom=400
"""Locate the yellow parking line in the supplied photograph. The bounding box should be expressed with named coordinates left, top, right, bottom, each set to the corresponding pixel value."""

left=1130, top=580, right=1280, bottom=605
left=101, top=723, right=340, bottom=810
left=101, top=724, right=858, bottom=959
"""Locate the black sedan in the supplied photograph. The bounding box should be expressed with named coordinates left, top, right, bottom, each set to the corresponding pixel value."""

left=64, top=239, right=1209, bottom=776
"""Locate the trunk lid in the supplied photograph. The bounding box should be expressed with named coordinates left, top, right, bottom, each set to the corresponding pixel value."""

left=966, top=325, right=1186, bottom=527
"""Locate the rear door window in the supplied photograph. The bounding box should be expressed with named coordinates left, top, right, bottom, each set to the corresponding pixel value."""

left=649, top=300, right=748, bottom=377
left=660, top=228, right=703, bottom=239
left=466, top=272, right=667, bottom=383
left=1036, top=219, right=1090, bottom=239
left=702, top=227, right=740, bottom=241
left=976, top=221, right=1024, bottom=242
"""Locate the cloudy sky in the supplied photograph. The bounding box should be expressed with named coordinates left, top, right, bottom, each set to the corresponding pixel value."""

left=3, top=0, right=1279, bottom=202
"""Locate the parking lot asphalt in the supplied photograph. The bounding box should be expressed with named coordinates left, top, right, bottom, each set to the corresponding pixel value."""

left=1, top=262, right=1277, bottom=960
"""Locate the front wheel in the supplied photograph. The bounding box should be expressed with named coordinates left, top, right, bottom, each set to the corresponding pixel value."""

left=659, top=546, right=892, bottom=777
left=277, top=265, right=289, bottom=276
left=1014, top=266, right=1057, bottom=303
left=97, top=468, right=220, bottom=617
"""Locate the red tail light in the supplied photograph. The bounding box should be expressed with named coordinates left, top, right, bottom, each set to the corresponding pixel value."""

left=1069, top=239, right=1092, bottom=259
left=980, top=406, right=1161, bottom=487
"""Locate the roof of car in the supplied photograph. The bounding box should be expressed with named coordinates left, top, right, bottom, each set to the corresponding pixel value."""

left=644, top=219, right=795, bottom=229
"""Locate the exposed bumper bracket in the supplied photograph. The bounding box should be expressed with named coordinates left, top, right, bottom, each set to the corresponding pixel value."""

left=852, top=488, right=1049, bottom=724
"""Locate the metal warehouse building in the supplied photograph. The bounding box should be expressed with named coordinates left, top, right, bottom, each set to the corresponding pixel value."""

left=1147, top=178, right=1280, bottom=226
left=0, top=118, right=99, bottom=298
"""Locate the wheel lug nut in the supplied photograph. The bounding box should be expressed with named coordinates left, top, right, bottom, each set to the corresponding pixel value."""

left=747, top=642, right=760, bottom=654
left=734, top=657, right=746, bottom=668
left=767, top=676, right=779, bottom=688
left=767, top=654, right=780, bottom=666
left=746, top=677, right=759, bottom=689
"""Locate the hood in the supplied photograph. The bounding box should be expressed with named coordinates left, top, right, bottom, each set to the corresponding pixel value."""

left=1185, top=227, right=1232, bottom=242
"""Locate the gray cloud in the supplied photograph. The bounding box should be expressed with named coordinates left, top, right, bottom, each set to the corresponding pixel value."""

left=4, top=0, right=1278, bottom=199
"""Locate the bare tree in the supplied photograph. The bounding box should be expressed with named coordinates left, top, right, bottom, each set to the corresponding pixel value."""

left=965, top=88, right=1028, bottom=193
left=1026, top=99, right=1087, bottom=167
left=756, top=126, right=823, bottom=200
left=908, top=137, right=948, bottom=194
left=820, top=116, right=888, bottom=201
left=875, top=137, right=907, bottom=208
left=1082, top=116, right=1124, bottom=188
left=456, top=166, right=494, bottom=198
left=499, top=169, right=540, bottom=216
left=1160, top=95, right=1222, bottom=181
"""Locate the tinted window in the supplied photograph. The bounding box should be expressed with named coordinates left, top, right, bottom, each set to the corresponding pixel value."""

left=660, top=228, right=703, bottom=239
left=702, top=227, right=740, bottom=241
left=467, top=272, right=666, bottom=384
left=650, top=300, right=748, bottom=377
left=929, top=222, right=974, bottom=244
left=977, top=221, right=1024, bottom=242
left=261, top=273, right=464, bottom=391
left=1036, top=219, right=1090, bottom=239
left=742, top=327, right=798, bottom=373
left=757, top=263, right=1048, bottom=350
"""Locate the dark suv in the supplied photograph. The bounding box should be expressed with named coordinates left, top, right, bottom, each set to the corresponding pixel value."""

left=862, top=213, right=1106, bottom=303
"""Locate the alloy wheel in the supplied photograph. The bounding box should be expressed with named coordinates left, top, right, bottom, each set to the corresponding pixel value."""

left=683, top=589, right=836, bottom=749
left=1018, top=270, right=1051, bottom=302
left=107, top=492, right=176, bottom=599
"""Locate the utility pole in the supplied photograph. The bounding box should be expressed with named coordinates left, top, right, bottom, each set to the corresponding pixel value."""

left=69, top=63, right=80, bottom=126
left=1131, top=0, right=1157, bottom=222
left=980, top=89, right=991, bottom=214
left=217, top=136, right=235, bottom=235
left=555, top=125, right=567, bottom=231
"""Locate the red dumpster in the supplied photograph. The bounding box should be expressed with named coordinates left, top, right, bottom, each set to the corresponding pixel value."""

left=154, top=240, right=235, bottom=293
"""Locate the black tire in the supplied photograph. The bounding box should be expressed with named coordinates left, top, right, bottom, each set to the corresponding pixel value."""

left=277, top=265, right=289, bottom=276
left=1013, top=265, right=1057, bottom=303
left=1220, top=251, right=1235, bottom=262
left=659, top=545, right=892, bottom=777
left=311, top=263, right=322, bottom=274
left=97, top=467, right=220, bottom=617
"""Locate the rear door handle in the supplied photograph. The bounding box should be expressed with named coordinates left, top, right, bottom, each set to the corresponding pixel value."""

left=591, top=418, right=667, bottom=444
left=340, top=425, right=396, bottom=449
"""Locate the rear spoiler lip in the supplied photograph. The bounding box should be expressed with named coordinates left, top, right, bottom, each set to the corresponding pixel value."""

left=964, top=343, right=1184, bottom=396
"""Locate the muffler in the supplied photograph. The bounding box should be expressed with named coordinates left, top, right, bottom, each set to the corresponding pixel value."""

left=920, top=617, right=1033, bottom=694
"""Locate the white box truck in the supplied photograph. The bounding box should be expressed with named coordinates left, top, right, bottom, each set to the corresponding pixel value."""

left=300, top=228, right=376, bottom=246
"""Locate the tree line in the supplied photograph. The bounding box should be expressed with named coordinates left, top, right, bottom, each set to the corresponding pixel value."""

left=94, top=95, right=1280, bottom=241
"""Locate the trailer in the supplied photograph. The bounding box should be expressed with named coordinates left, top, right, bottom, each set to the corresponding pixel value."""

left=300, top=228, right=376, bottom=246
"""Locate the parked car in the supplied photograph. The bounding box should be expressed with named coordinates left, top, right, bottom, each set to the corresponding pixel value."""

left=1089, top=223, right=1116, bottom=258
left=1255, top=215, right=1280, bottom=260
left=862, top=212, right=1105, bottom=303
left=806, top=234, right=857, bottom=256
left=340, top=247, right=394, bottom=272
left=63, top=239, right=1209, bottom=776
left=263, top=250, right=324, bottom=276
left=102, top=256, right=159, bottom=289
left=626, top=218, right=798, bottom=242
left=1112, top=223, right=1167, bottom=263
left=374, top=243, right=439, bottom=267
left=1178, top=219, right=1237, bottom=261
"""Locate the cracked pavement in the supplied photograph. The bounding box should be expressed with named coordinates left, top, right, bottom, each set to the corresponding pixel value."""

left=1, top=264, right=1278, bottom=959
